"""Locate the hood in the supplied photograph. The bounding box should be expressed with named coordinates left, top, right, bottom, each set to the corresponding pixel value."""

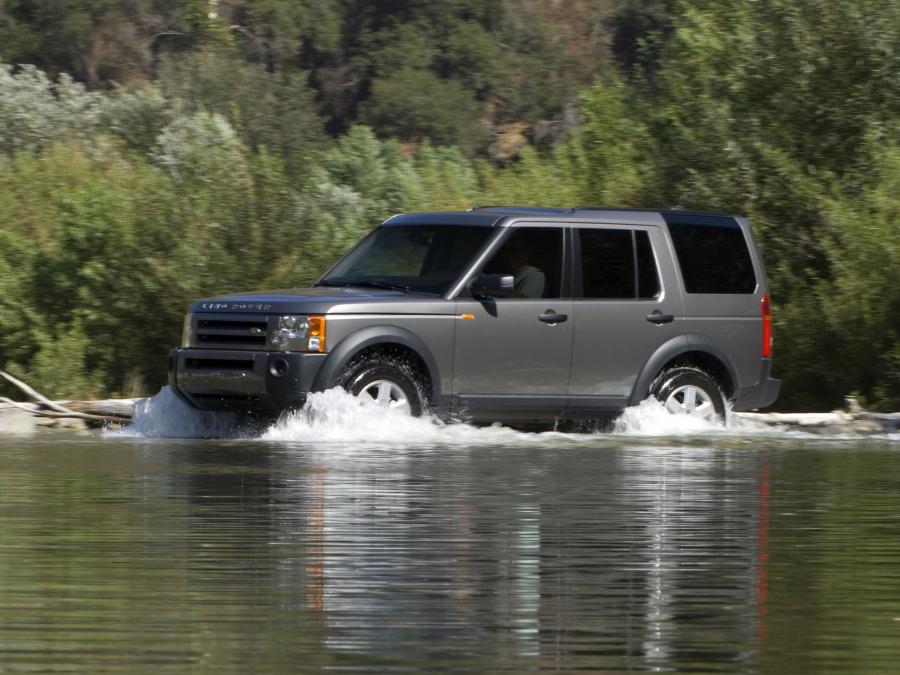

left=190, top=286, right=444, bottom=315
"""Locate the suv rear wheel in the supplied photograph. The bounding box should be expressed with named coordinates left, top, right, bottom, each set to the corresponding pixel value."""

left=340, top=357, right=425, bottom=417
left=651, top=366, right=726, bottom=423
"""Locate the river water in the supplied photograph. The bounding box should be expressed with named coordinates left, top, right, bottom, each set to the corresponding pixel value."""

left=2, top=389, right=899, bottom=673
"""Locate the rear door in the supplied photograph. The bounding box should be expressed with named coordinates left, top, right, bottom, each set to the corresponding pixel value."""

left=453, top=225, right=572, bottom=420
left=567, top=224, right=684, bottom=413
left=664, top=214, right=763, bottom=392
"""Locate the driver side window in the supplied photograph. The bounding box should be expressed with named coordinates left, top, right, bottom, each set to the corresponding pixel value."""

left=482, top=228, right=563, bottom=299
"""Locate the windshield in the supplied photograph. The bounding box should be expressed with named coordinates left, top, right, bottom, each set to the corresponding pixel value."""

left=318, top=225, right=494, bottom=295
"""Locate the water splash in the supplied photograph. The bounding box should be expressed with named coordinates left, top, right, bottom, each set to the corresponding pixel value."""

left=610, top=397, right=738, bottom=436
left=110, top=386, right=244, bottom=439
left=261, top=388, right=541, bottom=446
left=110, top=385, right=898, bottom=444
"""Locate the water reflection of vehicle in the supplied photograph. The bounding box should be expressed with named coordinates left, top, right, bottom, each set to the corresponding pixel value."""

left=295, top=446, right=767, bottom=668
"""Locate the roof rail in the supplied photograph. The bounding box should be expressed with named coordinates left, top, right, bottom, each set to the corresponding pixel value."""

left=571, top=205, right=662, bottom=212
left=468, top=205, right=572, bottom=213
left=572, top=205, right=701, bottom=213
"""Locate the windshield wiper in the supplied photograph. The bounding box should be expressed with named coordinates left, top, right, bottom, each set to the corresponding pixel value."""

left=347, top=279, right=412, bottom=292
left=315, top=279, right=409, bottom=291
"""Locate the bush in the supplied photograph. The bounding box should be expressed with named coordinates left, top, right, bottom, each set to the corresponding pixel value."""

left=0, top=64, right=102, bottom=153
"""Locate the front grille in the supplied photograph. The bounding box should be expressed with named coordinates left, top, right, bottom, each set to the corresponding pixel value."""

left=193, top=315, right=270, bottom=350
left=197, top=333, right=266, bottom=346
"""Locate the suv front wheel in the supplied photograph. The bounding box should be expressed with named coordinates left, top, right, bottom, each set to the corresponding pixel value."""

left=651, top=366, right=726, bottom=423
left=340, top=357, right=426, bottom=417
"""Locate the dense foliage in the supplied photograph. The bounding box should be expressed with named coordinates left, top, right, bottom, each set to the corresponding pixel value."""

left=0, top=0, right=898, bottom=410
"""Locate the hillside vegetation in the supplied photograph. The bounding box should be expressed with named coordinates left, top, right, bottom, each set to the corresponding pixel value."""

left=0, top=0, right=898, bottom=411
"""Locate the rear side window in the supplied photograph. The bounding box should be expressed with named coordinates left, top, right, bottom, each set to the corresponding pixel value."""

left=579, top=229, right=661, bottom=299
left=667, top=220, right=756, bottom=293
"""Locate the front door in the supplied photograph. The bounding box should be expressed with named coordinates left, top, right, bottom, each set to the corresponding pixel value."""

left=453, top=226, right=572, bottom=420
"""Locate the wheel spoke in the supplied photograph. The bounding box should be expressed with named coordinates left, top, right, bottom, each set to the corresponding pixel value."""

left=694, top=400, right=714, bottom=418
left=665, top=397, right=684, bottom=414
left=684, top=387, right=697, bottom=412
left=377, top=382, right=391, bottom=403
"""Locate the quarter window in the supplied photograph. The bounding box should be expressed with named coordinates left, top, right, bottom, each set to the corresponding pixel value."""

left=579, top=229, right=661, bottom=299
left=667, top=221, right=756, bottom=294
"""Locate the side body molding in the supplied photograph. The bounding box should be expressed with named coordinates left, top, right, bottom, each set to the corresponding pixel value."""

left=312, top=324, right=443, bottom=402
left=627, top=334, right=741, bottom=406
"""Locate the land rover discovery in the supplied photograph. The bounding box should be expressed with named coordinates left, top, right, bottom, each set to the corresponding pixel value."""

left=170, top=207, right=780, bottom=424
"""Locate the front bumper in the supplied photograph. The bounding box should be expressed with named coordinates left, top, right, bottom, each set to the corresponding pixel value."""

left=733, top=358, right=781, bottom=411
left=169, top=348, right=328, bottom=412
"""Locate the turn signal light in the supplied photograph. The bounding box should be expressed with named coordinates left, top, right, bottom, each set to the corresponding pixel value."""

left=308, top=315, right=326, bottom=353
left=761, top=293, right=772, bottom=358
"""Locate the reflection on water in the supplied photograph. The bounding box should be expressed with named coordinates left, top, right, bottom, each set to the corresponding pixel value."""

left=2, top=417, right=900, bottom=672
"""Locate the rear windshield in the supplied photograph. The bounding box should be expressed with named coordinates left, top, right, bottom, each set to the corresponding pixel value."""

left=318, top=225, right=493, bottom=295
left=667, top=219, right=756, bottom=294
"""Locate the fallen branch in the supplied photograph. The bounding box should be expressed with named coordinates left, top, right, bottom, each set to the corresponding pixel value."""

left=60, top=399, right=137, bottom=418
left=0, top=369, right=74, bottom=415
left=0, top=397, right=128, bottom=423
left=737, top=410, right=900, bottom=432
left=0, top=369, right=131, bottom=423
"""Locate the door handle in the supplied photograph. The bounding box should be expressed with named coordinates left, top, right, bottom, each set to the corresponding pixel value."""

left=539, top=310, right=568, bottom=325
left=646, top=310, right=675, bottom=325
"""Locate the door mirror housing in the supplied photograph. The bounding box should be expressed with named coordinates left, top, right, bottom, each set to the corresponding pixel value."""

left=471, top=274, right=515, bottom=299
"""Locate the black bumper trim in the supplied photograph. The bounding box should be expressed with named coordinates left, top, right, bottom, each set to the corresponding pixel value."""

left=733, top=359, right=781, bottom=411
left=170, top=348, right=328, bottom=412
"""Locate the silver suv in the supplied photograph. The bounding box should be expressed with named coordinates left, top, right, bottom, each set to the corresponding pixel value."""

left=170, top=207, right=780, bottom=424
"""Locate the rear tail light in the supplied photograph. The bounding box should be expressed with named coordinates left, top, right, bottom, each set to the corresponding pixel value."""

left=761, top=293, right=773, bottom=358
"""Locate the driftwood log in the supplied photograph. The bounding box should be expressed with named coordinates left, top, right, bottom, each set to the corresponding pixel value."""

left=0, top=369, right=134, bottom=424
left=736, top=411, right=900, bottom=432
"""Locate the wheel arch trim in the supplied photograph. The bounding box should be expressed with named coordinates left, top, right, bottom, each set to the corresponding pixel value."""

left=629, top=334, right=741, bottom=406
left=312, top=325, right=442, bottom=400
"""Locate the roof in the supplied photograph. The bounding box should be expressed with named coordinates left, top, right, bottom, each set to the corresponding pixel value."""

left=382, top=206, right=741, bottom=228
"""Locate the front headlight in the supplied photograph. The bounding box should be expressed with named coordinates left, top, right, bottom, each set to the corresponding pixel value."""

left=272, top=315, right=326, bottom=352
left=181, top=313, right=193, bottom=347
left=272, top=315, right=310, bottom=350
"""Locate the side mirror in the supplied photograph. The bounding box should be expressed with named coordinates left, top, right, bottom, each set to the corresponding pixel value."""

left=470, top=273, right=515, bottom=299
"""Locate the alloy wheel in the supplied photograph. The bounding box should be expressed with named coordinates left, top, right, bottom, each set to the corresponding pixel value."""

left=663, top=384, right=717, bottom=421
left=357, top=379, right=412, bottom=414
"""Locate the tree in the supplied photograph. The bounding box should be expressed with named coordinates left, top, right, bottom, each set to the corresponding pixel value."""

left=158, top=48, right=325, bottom=172
left=359, top=68, right=485, bottom=151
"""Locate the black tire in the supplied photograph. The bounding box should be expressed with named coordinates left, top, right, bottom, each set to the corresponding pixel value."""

left=339, top=357, right=426, bottom=417
left=650, top=366, right=726, bottom=422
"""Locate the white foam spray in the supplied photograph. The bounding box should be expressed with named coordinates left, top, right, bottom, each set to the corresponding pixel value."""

left=110, top=386, right=899, bottom=444
left=610, top=397, right=730, bottom=436
left=261, top=388, right=549, bottom=446
left=111, top=386, right=244, bottom=439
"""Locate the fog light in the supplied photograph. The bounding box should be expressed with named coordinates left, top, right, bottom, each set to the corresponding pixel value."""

left=270, top=358, right=289, bottom=378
